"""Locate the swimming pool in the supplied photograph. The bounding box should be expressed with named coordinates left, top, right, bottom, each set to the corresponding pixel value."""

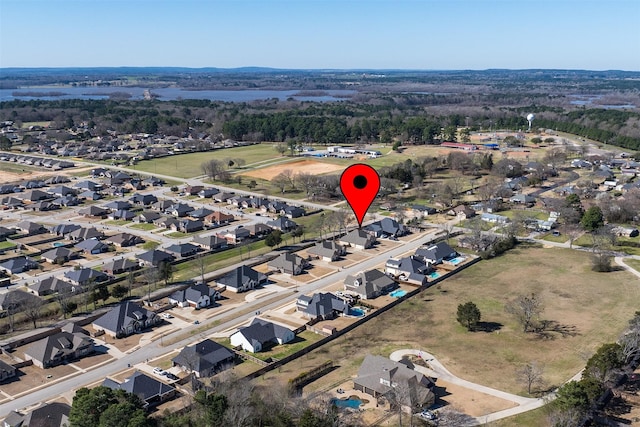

left=348, top=307, right=366, bottom=317
left=428, top=272, right=440, bottom=279
left=389, top=289, right=407, bottom=298
left=331, top=397, right=362, bottom=409
left=447, top=256, right=465, bottom=265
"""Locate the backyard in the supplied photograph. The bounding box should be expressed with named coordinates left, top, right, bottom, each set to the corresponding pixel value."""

left=252, top=244, right=640, bottom=425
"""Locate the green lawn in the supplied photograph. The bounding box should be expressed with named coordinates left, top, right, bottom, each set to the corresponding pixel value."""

left=540, top=232, right=568, bottom=244
left=0, top=241, right=17, bottom=250
left=248, top=331, right=324, bottom=361
left=624, top=258, right=640, bottom=273
left=129, top=223, right=158, bottom=231
left=134, top=144, right=281, bottom=178
left=141, top=240, right=160, bottom=250
left=104, top=220, right=130, bottom=226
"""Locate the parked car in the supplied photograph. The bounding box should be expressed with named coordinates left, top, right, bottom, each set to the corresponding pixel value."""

left=153, top=367, right=166, bottom=376
left=161, top=313, right=173, bottom=319
left=166, top=373, right=179, bottom=381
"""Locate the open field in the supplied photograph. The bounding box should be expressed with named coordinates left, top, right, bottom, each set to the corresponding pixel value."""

left=134, top=144, right=283, bottom=178
left=253, top=244, right=639, bottom=423
left=240, top=159, right=344, bottom=181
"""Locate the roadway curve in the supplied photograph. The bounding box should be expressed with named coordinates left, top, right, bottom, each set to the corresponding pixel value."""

left=389, top=349, right=582, bottom=425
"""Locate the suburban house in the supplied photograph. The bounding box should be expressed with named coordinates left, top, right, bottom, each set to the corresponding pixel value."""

left=267, top=252, right=308, bottom=275
left=169, top=283, right=219, bottom=309
left=78, top=205, right=109, bottom=218
left=3, top=402, right=70, bottom=427
left=480, top=213, right=510, bottom=224
left=188, top=207, right=213, bottom=219
left=40, top=247, right=76, bottom=264
left=203, top=211, right=234, bottom=225
left=216, top=265, right=268, bottom=293
left=171, top=219, right=204, bottom=233
left=353, top=354, right=435, bottom=410
left=50, top=223, right=81, bottom=237
left=0, top=257, right=39, bottom=275
left=135, top=211, right=161, bottom=223
left=230, top=318, right=295, bottom=353
left=67, top=227, right=104, bottom=241
left=0, top=360, right=17, bottom=383
left=198, top=187, right=219, bottom=198
left=105, top=233, right=144, bottom=247
left=0, top=290, right=42, bottom=311
left=130, top=193, right=158, bottom=206
left=15, top=220, right=47, bottom=235
left=385, top=256, right=431, bottom=286
left=93, top=301, right=162, bottom=338
left=165, top=243, right=200, bottom=258
left=29, top=276, right=76, bottom=296
left=415, top=241, right=458, bottom=265
left=218, top=227, right=250, bottom=244
left=102, top=258, right=139, bottom=275
left=296, top=292, right=349, bottom=320
left=152, top=199, right=174, bottom=212
left=283, top=205, right=305, bottom=218
left=74, top=238, right=110, bottom=254
left=23, top=325, right=94, bottom=369
left=410, top=204, right=437, bottom=217
left=184, top=185, right=204, bottom=196
left=247, top=223, right=273, bottom=237
left=108, top=209, right=135, bottom=221
left=447, top=205, right=476, bottom=219
left=266, top=217, right=298, bottom=231
left=165, top=203, right=194, bottom=217
left=509, top=193, right=536, bottom=205
left=153, top=216, right=180, bottom=230
left=192, top=234, right=229, bottom=251
left=102, top=371, right=175, bottom=409
left=137, top=249, right=175, bottom=267
left=339, top=229, right=377, bottom=250
left=344, top=269, right=397, bottom=300
left=363, top=218, right=408, bottom=238
left=172, top=339, right=235, bottom=378
left=307, top=240, right=347, bottom=262
left=63, top=268, right=108, bottom=287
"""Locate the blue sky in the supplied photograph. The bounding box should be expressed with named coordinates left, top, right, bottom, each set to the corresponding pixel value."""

left=1, top=0, right=639, bottom=70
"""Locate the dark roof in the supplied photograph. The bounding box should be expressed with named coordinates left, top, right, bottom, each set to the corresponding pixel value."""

left=0, top=256, right=38, bottom=274
left=189, top=207, right=213, bottom=218
left=297, top=292, right=348, bottom=318
left=170, top=283, right=216, bottom=304
left=172, top=339, right=235, bottom=376
left=415, top=241, right=457, bottom=263
left=102, top=371, right=174, bottom=405
left=192, top=234, right=227, bottom=249
left=165, top=243, right=199, bottom=257
left=354, top=354, right=434, bottom=398
left=217, top=265, right=267, bottom=289
left=4, top=402, right=70, bottom=427
left=102, top=258, right=138, bottom=273
left=93, top=301, right=155, bottom=334
left=63, top=267, right=108, bottom=284
left=234, top=318, right=293, bottom=347
left=138, top=249, right=174, bottom=265
left=40, top=247, right=74, bottom=261
left=266, top=217, right=297, bottom=230
left=74, top=238, right=109, bottom=252
left=24, top=330, right=93, bottom=367
left=68, top=227, right=104, bottom=240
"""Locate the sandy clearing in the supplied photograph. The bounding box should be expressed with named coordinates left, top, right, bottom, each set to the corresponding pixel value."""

left=240, top=159, right=344, bottom=181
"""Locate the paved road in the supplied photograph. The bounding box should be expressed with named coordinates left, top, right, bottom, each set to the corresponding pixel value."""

left=0, top=230, right=440, bottom=417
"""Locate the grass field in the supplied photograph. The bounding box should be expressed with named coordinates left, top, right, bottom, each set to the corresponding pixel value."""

left=134, top=144, right=282, bottom=178
left=254, top=244, right=639, bottom=425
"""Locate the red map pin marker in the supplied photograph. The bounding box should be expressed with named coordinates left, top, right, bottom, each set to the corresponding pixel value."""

left=340, top=164, right=380, bottom=228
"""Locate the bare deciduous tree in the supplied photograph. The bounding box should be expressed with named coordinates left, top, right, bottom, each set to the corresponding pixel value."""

left=517, top=362, right=544, bottom=394
left=505, top=293, right=543, bottom=333
left=23, top=297, right=44, bottom=329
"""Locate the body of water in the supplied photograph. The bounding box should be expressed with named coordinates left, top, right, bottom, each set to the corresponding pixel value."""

left=0, top=86, right=356, bottom=102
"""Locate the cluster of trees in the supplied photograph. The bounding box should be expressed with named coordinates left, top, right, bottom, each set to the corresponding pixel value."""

left=549, top=312, right=640, bottom=426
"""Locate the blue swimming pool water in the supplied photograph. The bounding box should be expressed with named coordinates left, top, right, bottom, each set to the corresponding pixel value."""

left=349, top=307, right=365, bottom=317
left=447, top=256, right=465, bottom=265
left=428, top=272, right=440, bottom=279
left=331, top=398, right=362, bottom=409
left=389, top=289, right=407, bottom=298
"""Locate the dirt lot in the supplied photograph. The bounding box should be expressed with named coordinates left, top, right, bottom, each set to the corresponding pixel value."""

left=240, top=159, right=344, bottom=181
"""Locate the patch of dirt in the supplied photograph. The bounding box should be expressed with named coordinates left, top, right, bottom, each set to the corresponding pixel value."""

left=240, top=159, right=344, bottom=181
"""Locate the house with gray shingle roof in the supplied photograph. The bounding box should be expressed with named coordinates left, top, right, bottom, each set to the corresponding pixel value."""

left=267, top=252, right=308, bottom=275
left=93, top=301, right=161, bottom=338
left=364, top=217, right=408, bottom=238
left=0, top=359, right=16, bottom=383
left=353, top=354, right=435, bottom=407
left=307, top=240, right=346, bottom=262
left=63, top=268, right=108, bottom=287
left=24, top=327, right=94, bottom=369
left=102, top=258, right=139, bottom=275
left=192, top=234, right=228, bottom=251
left=296, top=292, right=348, bottom=320
left=230, top=318, right=295, bottom=353
left=266, top=217, right=298, bottom=231
left=169, top=283, right=219, bottom=308
left=3, top=402, right=70, bottom=427
left=344, top=269, right=396, bottom=300
left=339, top=229, right=376, bottom=250
left=102, top=371, right=175, bottom=408
left=172, top=339, right=235, bottom=378
left=216, top=265, right=267, bottom=293
left=74, top=238, right=110, bottom=254
left=0, top=257, right=39, bottom=275
left=29, top=276, right=76, bottom=296
left=414, top=241, right=457, bottom=265
left=40, top=247, right=76, bottom=264
left=385, top=256, right=431, bottom=286
left=67, top=227, right=104, bottom=241
left=138, top=249, right=175, bottom=267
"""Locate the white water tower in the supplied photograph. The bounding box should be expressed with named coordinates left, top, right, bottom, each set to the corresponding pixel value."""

left=526, top=113, right=535, bottom=132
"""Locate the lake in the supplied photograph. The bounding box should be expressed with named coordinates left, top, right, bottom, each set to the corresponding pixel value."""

left=0, top=86, right=356, bottom=102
